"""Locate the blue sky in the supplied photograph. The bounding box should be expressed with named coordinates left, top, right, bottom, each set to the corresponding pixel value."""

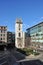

left=0, top=0, right=43, bottom=32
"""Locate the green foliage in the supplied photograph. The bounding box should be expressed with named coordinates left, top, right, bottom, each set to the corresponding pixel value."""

left=33, top=52, right=39, bottom=55
left=17, top=48, right=40, bottom=56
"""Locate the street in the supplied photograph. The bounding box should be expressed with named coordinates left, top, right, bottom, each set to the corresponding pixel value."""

left=0, top=50, right=17, bottom=65
left=0, top=48, right=43, bottom=65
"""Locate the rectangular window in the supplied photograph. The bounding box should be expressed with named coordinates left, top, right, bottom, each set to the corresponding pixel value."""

left=1, top=34, right=2, bottom=36
left=4, top=27, right=5, bottom=29
left=36, top=34, right=38, bottom=36
left=1, top=38, right=2, bottom=40
left=1, top=30, right=2, bottom=33
left=38, top=26, right=41, bottom=32
left=1, top=27, right=3, bottom=29
left=3, top=34, right=5, bottom=36
left=41, top=34, right=43, bottom=35
left=4, top=31, right=5, bottom=33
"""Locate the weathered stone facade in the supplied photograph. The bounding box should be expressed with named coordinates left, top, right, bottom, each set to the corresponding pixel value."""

left=15, top=18, right=25, bottom=48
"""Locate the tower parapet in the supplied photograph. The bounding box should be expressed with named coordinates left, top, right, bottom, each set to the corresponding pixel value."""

left=16, top=18, right=23, bottom=24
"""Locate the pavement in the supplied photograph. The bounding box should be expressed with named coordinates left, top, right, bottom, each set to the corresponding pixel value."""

left=25, top=52, right=43, bottom=61
left=18, top=60, right=43, bottom=65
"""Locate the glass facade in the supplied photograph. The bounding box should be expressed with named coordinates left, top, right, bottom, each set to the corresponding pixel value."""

left=26, top=22, right=43, bottom=47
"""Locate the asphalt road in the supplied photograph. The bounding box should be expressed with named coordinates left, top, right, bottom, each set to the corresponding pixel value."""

left=0, top=50, right=17, bottom=65
left=0, top=48, right=43, bottom=65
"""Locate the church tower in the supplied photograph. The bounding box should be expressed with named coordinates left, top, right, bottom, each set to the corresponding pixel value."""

left=15, top=18, right=25, bottom=48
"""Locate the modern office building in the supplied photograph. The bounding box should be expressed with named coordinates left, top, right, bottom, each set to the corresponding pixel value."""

left=0, top=26, right=7, bottom=45
left=26, top=22, right=43, bottom=48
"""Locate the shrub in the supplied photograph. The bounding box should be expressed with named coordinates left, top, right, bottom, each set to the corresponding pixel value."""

left=33, top=52, right=39, bottom=56
left=17, top=48, right=40, bottom=56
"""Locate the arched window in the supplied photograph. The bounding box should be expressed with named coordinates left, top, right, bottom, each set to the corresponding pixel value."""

left=19, top=33, right=21, bottom=37
left=19, top=24, right=20, bottom=30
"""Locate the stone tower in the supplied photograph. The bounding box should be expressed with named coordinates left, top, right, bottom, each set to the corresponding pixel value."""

left=15, top=18, right=25, bottom=48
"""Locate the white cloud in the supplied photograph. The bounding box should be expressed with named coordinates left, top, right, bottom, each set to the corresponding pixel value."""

left=40, top=17, right=43, bottom=19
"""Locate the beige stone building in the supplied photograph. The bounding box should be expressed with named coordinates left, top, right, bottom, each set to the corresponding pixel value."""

left=15, top=18, right=25, bottom=48
left=0, top=26, right=7, bottom=45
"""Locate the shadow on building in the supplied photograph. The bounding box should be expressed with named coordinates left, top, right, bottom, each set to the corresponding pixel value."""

left=25, top=30, right=31, bottom=47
